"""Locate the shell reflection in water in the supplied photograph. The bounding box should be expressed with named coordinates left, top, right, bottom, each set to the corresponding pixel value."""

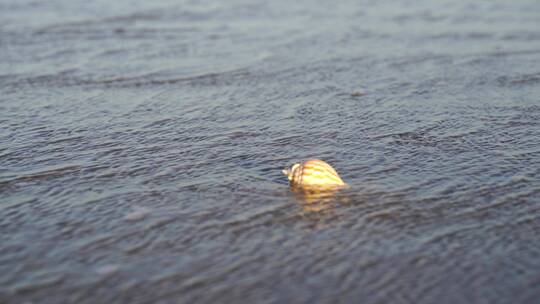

left=293, top=188, right=340, bottom=212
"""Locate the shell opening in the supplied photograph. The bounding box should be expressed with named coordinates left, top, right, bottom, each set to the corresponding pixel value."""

left=283, top=163, right=301, bottom=181
left=282, top=168, right=291, bottom=178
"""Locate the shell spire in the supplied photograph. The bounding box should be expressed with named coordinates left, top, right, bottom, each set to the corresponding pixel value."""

left=282, top=159, right=347, bottom=190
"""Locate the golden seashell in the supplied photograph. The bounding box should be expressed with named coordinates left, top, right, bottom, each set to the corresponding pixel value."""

left=282, top=159, right=347, bottom=190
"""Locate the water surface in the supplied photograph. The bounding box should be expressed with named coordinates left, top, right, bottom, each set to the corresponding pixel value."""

left=1, top=0, right=540, bottom=303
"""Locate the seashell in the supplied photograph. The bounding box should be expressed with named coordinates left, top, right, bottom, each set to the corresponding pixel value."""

left=282, top=159, right=347, bottom=190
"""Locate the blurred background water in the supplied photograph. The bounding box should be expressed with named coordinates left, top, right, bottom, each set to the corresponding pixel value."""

left=1, top=0, right=540, bottom=303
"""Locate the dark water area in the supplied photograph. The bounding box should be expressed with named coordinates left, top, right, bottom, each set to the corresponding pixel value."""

left=1, top=0, right=540, bottom=303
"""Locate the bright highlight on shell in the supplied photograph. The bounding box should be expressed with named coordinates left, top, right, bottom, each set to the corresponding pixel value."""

left=282, top=159, right=347, bottom=190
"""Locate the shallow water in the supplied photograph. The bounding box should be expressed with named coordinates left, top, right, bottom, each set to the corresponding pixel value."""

left=1, top=0, right=540, bottom=303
